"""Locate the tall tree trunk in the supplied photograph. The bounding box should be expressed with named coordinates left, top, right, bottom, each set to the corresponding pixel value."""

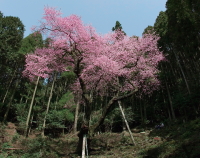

left=3, top=78, right=19, bottom=122
left=55, top=95, right=59, bottom=110
left=90, top=90, right=137, bottom=135
left=162, top=90, right=172, bottom=121
left=118, top=101, right=136, bottom=146
left=19, top=96, right=23, bottom=104
left=82, top=134, right=86, bottom=158
left=140, top=99, right=144, bottom=125
left=41, top=74, right=56, bottom=137
left=28, top=112, right=34, bottom=135
left=73, top=100, right=80, bottom=133
left=173, top=50, right=191, bottom=94
left=165, top=82, right=176, bottom=120
left=121, top=102, right=126, bottom=131
left=25, top=76, right=40, bottom=137
left=144, top=102, right=147, bottom=123
left=2, top=68, right=16, bottom=103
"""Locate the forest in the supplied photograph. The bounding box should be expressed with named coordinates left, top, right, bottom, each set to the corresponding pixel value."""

left=0, top=0, right=200, bottom=157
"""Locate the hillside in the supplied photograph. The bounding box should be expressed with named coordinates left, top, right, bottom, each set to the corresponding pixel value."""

left=1, top=118, right=200, bottom=158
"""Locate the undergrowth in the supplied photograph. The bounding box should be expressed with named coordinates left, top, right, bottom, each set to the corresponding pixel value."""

left=0, top=118, right=200, bottom=157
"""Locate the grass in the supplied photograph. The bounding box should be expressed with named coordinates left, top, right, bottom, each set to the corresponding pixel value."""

left=138, top=118, right=200, bottom=158
left=1, top=118, right=200, bottom=157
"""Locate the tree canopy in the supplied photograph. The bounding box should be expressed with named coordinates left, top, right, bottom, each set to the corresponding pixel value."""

left=23, top=7, right=164, bottom=135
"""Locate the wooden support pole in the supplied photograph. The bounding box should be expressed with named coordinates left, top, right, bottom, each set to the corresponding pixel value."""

left=118, top=100, right=136, bottom=146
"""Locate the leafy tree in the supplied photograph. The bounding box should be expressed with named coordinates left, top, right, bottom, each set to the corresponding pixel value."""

left=0, top=12, right=24, bottom=62
left=142, top=25, right=154, bottom=35
left=166, top=0, right=200, bottom=54
left=18, top=32, right=43, bottom=55
left=112, top=20, right=126, bottom=35
left=0, top=12, right=25, bottom=122
left=112, top=21, right=123, bottom=31
left=23, top=7, right=164, bottom=144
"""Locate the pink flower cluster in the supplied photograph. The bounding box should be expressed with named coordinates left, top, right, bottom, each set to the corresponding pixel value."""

left=24, top=7, right=165, bottom=95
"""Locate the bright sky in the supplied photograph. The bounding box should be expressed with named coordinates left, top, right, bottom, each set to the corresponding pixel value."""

left=0, top=0, right=166, bottom=38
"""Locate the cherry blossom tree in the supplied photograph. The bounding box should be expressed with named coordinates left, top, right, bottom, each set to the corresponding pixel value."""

left=23, top=48, right=68, bottom=80
left=23, top=7, right=164, bottom=143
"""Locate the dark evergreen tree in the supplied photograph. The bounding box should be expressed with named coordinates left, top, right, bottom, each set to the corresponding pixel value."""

left=112, top=21, right=126, bottom=35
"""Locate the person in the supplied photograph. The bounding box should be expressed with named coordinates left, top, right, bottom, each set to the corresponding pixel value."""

left=160, top=122, right=164, bottom=128
left=155, top=122, right=164, bottom=129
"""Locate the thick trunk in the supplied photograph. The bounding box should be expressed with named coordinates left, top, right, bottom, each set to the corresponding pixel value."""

left=89, top=96, right=116, bottom=136
left=76, top=91, right=137, bottom=155
left=25, top=76, right=40, bottom=137
left=90, top=90, right=137, bottom=136
left=76, top=124, right=89, bottom=155
left=41, top=74, right=56, bottom=137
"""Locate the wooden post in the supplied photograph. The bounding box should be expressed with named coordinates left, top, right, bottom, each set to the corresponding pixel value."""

left=118, top=101, right=136, bottom=146
left=82, top=134, right=86, bottom=158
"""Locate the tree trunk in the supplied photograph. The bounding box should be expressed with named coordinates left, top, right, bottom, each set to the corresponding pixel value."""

left=140, top=99, right=144, bottom=125
left=90, top=90, right=137, bottom=136
left=28, top=112, right=34, bottom=135
left=121, top=102, right=126, bottom=131
left=3, top=78, right=19, bottom=122
left=25, top=76, right=40, bottom=137
left=82, top=134, right=86, bottom=158
left=165, top=82, right=176, bottom=120
left=73, top=100, right=80, bottom=133
left=118, top=101, right=136, bottom=146
left=2, top=68, right=16, bottom=103
left=144, top=102, right=147, bottom=123
left=19, top=96, right=23, bottom=104
left=162, top=89, right=172, bottom=121
left=41, top=74, right=56, bottom=137
left=173, top=49, right=191, bottom=94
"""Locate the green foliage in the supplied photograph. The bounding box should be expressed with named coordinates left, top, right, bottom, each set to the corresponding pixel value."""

left=166, top=0, right=200, bottom=53
left=20, top=137, right=59, bottom=158
left=0, top=13, right=24, bottom=58
left=18, top=32, right=43, bottom=55
left=11, top=133, right=20, bottom=143
left=112, top=21, right=123, bottom=31
left=60, top=70, right=76, bottom=82
left=15, top=103, right=28, bottom=122
left=100, top=106, right=135, bottom=132
left=142, top=25, right=154, bottom=35
left=46, top=109, right=74, bottom=129
left=112, top=20, right=126, bottom=35
left=57, top=91, right=75, bottom=108
left=138, top=118, right=200, bottom=158
left=0, top=12, right=25, bottom=94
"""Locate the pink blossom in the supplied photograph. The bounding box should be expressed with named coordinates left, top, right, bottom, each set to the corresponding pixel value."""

left=24, top=7, right=165, bottom=96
